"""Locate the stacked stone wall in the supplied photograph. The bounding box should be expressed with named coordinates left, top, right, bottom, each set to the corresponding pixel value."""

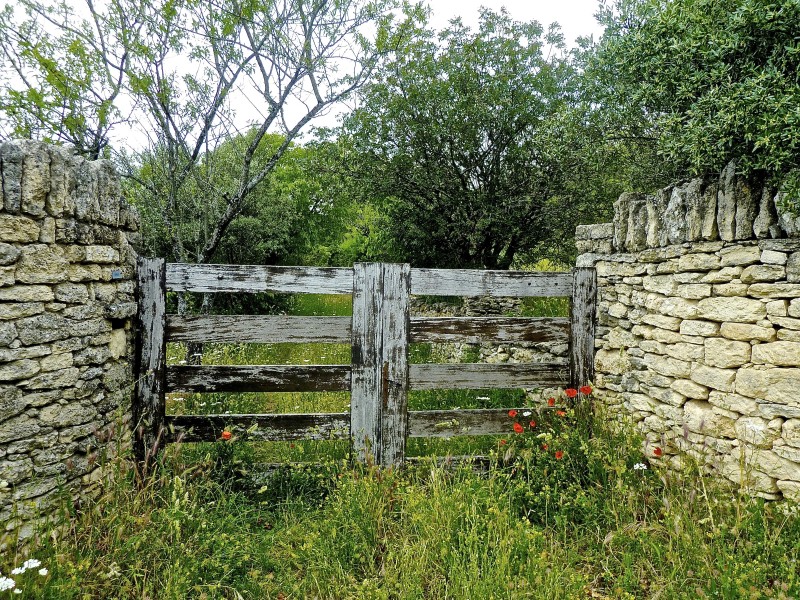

left=0, top=140, right=139, bottom=546
left=578, top=161, right=800, bottom=500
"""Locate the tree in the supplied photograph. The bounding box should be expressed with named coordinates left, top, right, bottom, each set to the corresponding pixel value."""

left=341, top=9, right=592, bottom=269
left=0, top=0, right=419, bottom=266
left=588, top=0, right=800, bottom=204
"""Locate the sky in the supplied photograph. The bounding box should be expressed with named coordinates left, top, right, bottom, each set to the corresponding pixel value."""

left=429, top=0, right=606, bottom=47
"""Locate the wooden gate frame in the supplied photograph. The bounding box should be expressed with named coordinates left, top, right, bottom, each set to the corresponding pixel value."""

left=133, top=261, right=596, bottom=471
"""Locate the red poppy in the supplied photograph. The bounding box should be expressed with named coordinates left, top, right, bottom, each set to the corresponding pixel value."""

left=556, top=410, right=566, bottom=417
left=513, top=422, right=524, bottom=434
left=565, top=388, right=578, bottom=398
left=653, top=447, right=663, bottom=457
left=579, top=385, right=593, bottom=395
left=529, top=420, right=536, bottom=428
left=221, top=431, right=232, bottom=441
left=542, top=443, right=548, bottom=451
left=547, top=397, right=556, bottom=407
left=500, top=439, right=507, bottom=446
left=508, top=409, right=518, bottom=418
left=555, top=451, right=564, bottom=460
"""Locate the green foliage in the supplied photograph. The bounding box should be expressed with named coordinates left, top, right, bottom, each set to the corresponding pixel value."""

left=589, top=0, right=800, bottom=205
left=343, top=9, right=600, bottom=269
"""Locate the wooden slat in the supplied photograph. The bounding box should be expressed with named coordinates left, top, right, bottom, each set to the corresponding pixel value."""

left=569, top=268, right=597, bottom=388
left=166, top=315, right=351, bottom=343
left=165, top=365, right=351, bottom=393
left=133, top=257, right=167, bottom=473
left=408, top=408, right=529, bottom=438
left=165, top=263, right=353, bottom=294
left=164, top=413, right=350, bottom=442
left=410, top=317, right=569, bottom=344
left=411, top=269, right=572, bottom=297
left=409, top=362, right=568, bottom=390
left=350, top=262, right=411, bottom=467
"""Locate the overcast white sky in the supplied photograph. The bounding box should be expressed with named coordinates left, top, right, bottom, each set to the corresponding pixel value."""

left=428, top=0, right=605, bottom=47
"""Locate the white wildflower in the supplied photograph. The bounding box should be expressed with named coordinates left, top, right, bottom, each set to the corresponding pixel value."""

left=522, top=411, right=531, bottom=417
left=14, top=589, right=22, bottom=595
left=10, top=568, right=24, bottom=575
left=0, top=577, right=15, bottom=591
left=39, top=568, right=48, bottom=576
left=633, top=463, right=648, bottom=470
left=22, top=559, right=41, bottom=570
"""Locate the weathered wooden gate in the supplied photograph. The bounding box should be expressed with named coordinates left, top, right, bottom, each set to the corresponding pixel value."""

left=133, top=261, right=596, bottom=470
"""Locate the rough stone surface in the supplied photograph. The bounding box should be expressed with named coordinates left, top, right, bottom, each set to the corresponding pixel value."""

left=0, top=140, right=138, bottom=549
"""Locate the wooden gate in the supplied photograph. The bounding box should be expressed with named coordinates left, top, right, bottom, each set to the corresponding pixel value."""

left=133, top=261, right=596, bottom=470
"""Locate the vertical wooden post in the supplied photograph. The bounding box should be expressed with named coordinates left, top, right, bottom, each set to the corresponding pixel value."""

left=350, top=263, right=411, bottom=467
left=134, top=257, right=167, bottom=475
left=569, top=267, right=597, bottom=389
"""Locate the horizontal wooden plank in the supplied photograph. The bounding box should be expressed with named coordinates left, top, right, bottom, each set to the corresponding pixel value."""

left=409, top=362, right=568, bottom=390
left=411, top=269, right=572, bottom=297
left=410, top=317, right=569, bottom=344
left=164, top=413, right=350, bottom=442
left=166, top=315, right=351, bottom=343
left=409, top=408, right=529, bottom=438
left=166, top=365, right=351, bottom=393
left=166, top=263, right=353, bottom=294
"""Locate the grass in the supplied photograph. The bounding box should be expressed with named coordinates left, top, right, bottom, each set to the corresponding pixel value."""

left=3, top=293, right=799, bottom=598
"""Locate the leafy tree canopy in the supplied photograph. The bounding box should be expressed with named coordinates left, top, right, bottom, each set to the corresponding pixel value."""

left=589, top=0, right=800, bottom=203
left=342, top=8, right=587, bottom=269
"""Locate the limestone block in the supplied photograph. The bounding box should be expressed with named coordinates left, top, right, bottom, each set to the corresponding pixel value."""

left=698, top=297, right=766, bottom=323
left=68, top=264, right=104, bottom=282
left=15, top=313, right=71, bottom=345
left=644, top=353, right=691, bottom=378
left=0, top=385, right=26, bottom=423
left=15, top=244, right=69, bottom=284
left=54, top=283, right=89, bottom=304
left=20, top=366, right=80, bottom=389
left=754, top=186, right=778, bottom=239
left=773, top=445, right=800, bottom=464
left=642, top=275, right=678, bottom=295
left=758, top=403, right=800, bottom=419
left=656, top=259, right=679, bottom=274
left=683, top=399, right=736, bottom=437
left=721, top=454, right=779, bottom=493
left=719, top=245, right=761, bottom=267
left=84, top=245, right=119, bottom=264
left=704, top=338, right=751, bottom=369
left=749, top=283, right=800, bottom=298
left=19, top=141, right=50, bottom=217
left=644, top=293, right=665, bottom=312
left=626, top=393, right=659, bottom=412
left=0, top=358, right=41, bottom=381
left=39, top=351, right=73, bottom=372
left=680, top=320, right=720, bottom=337
left=595, top=349, right=631, bottom=375
left=736, top=367, right=800, bottom=406
left=39, top=402, right=97, bottom=428
left=651, top=328, right=683, bottom=344
left=1, top=141, right=24, bottom=212
left=608, top=302, right=628, bottom=318
left=665, top=185, right=689, bottom=244
left=788, top=252, right=800, bottom=283
left=768, top=316, right=800, bottom=329
left=646, top=189, right=669, bottom=248
left=708, top=391, right=759, bottom=416
left=0, top=302, right=44, bottom=320
left=751, top=341, right=800, bottom=366
left=648, top=385, right=687, bottom=407
left=717, top=161, right=738, bottom=241
left=576, top=223, right=614, bottom=240
left=607, top=327, right=637, bottom=348
left=777, top=329, right=800, bottom=342
left=0, top=243, right=20, bottom=266
left=678, top=253, right=720, bottom=272
left=740, top=264, right=785, bottom=283
left=739, top=445, right=800, bottom=481
left=701, top=267, right=742, bottom=283
left=735, top=416, right=781, bottom=448
left=109, top=329, right=127, bottom=360
left=766, top=300, right=788, bottom=317
left=676, top=284, right=712, bottom=299
left=0, top=285, right=54, bottom=302
left=0, top=414, right=41, bottom=443
left=632, top=370, right=674, bottom=388
left=789, top=298, right=800, bottom=317
left=665, top=342, right=704, bottom=362
left=641, top=314, right=682, bottom=331
left=659, top=297, right=700, bottom=319
left=720, top=322, right=776, bottom=342
left=674, top=271, right=706, bottom=283
left=690, top=364, right=736, bottom=392
left=761, top=250, right=787, bottom=265
left=671, top=378, right=709, bottom=400
left=777, top=480, right=800, bottom=500
left=684, top=178, right=719, bottom=241
left=626, top=195, right=648, bottom=252
left=712, top=283, right=749, bottom=297
left=0, top=214, right=40, bottom=242
left=783, top=419, right=800, bottom=447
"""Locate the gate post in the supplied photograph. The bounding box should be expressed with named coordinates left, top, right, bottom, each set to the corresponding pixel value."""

left=350, top=263, right=411, bottom=467
left=134, top=257, right=167, bottom=476
left=569, top=267, right=597, bottom=389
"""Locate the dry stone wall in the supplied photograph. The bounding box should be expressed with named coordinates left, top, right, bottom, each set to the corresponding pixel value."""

left=0, top=140, right=139, bottom=546
left=578, top=161, right=800, bottom=500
